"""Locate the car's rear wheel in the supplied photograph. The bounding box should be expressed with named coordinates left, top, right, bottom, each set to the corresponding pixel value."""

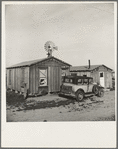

left=76, top=90, right=84, bottom=102
left=97, top=88, right=104, bottom=97
left=92, top=85, right=99, bottom=95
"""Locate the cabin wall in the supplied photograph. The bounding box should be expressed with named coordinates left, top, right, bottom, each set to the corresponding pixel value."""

left=62, top=68, right=70, bottom=76
left=6, top=69, right=9, bottom=88
left=6, top=67, right=29, bottom=92
left=91, top=66, right=112, bottom=88
left=29, top=60, right=69, bottom=94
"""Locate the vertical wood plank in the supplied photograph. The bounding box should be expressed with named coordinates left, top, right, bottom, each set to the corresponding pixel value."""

left=31, top=66, right=33, bottom=94
left=6, top=70, right=9, bottom=88
left=17, top=68, right=19, bottom=91
left=12, top=69, right=14, bottom=90
left=56, top=67, right=58, bottom=91
left=57, top=67, right=60, bottom=91
left=16, top=68, right=18, bottom=91
left=50, top=67, right=53, bottom=92
left=32, top=65, right=35, bottom=94
left=15, top=68, right=17, bottom=91
left=55, top=67, right=57, bottom=91
left=35, top=65, right=38, bottom=93
left=18, top=68, right=21, bottom=91
left=53, top=67, right=55, bottom=92
left=11, top=69, right=13, bottom=89
left=29, top=67, right=31, bottom=93
left=14, top=69, right=16, bottom=90
left=26, top=67, right=29, bottom=92
left=48, top=67, right=50, bottom=93
left=59, top=67, right=61, bottom=87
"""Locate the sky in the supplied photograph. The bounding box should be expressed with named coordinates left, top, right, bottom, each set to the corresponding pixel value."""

left=5, top=2, right=115, bottom=70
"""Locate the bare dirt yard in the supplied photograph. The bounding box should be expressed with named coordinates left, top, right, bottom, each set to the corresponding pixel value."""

left=6, top=90, right=115, bottom=122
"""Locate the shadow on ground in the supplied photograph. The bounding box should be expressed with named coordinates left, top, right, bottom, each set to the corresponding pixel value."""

left=6, top=90, right=103, bottom=111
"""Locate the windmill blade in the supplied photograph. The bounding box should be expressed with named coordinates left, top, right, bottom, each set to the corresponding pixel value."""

left=53, top=46, right=58, bottom=50
left=44, top=41, right=58, bottom=57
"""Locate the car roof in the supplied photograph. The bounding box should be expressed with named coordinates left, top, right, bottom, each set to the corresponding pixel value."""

left=64, top=75, right=93, bottom=79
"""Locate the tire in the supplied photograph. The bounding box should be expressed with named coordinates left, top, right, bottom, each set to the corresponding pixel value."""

left=76, top=90, right=84, bottom=102
left=92, top=85, right=99, bottom=95
left=97, top=88, right=104, bottom=97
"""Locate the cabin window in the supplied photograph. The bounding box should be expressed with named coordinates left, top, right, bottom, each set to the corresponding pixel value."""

left=100, top=72, right=103, bottom=77
left=9, top=70, right=11, bottom=85
left=39, top=69, right=47, bottom=86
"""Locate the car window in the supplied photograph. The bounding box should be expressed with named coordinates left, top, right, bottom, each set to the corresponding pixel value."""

left=65, top=78, right=69, bottom=83
left=83, top=79, right=88, bottom=84
left=64, top=78, right=73, bottom=83
left=89, top=79, right=93, bottom=84
left=77, top=79, right=82, bottom=84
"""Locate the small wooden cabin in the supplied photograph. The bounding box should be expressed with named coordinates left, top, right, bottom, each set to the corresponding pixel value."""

left=70, top=64, right=113, bottom=88
left=6, top=56, right=71, bottom=95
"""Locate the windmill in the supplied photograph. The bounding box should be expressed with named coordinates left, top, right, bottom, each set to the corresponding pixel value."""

left=44, top=41, right=58, bottom=57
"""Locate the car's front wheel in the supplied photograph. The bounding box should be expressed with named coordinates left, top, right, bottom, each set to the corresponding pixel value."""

left=76, top=90, right=84, bottom=102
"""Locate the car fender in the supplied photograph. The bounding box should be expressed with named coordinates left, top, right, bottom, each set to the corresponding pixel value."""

left=72, top=85, right=85, bottom=93
left=75, top=89, right=85, bottom=95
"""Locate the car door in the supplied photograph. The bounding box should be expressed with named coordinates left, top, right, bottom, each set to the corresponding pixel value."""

left=88, top=78, right=93, bottom=92
left=82, top=78, right=88, bottom=93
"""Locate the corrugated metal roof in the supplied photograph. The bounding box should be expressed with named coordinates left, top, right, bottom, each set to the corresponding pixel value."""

left=7, top=56, right=71, bottom=69
left=70, top=65, right=112, bottom=71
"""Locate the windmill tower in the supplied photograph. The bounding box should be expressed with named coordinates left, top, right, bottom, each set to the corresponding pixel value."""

left=44, top=41, right=58, bottom=57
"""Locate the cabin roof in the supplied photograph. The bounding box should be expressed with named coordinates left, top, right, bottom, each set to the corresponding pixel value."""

left=70, top=65, right=112, bottom=72
left=6, top=56, right=71, bottom=69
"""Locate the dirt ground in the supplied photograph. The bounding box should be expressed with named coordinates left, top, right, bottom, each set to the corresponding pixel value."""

left=6, top=90, right=115, bottom=122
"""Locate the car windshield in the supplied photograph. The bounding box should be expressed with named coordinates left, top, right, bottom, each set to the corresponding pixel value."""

left=64, top=78, right=74, bottom=83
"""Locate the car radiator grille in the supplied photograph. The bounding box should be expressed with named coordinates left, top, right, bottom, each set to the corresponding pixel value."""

left=61, top=85, right=72, bottom=94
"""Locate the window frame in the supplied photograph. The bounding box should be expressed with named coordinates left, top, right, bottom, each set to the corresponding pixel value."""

left=39, top=67, right=48, bottom=87
left=100, top=72, right=104, bottom=77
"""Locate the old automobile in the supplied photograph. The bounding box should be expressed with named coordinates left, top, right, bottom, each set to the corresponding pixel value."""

left=59, top=75, right=104, bottom=102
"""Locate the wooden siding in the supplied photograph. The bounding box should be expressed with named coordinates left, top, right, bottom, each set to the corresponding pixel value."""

left=6, top=67, right=29, bottom=92
left=6, top=69, right=9, bottom=88
left=49, top=66, right=61, bottom=92
left=29, top=59, right=65, bottom=94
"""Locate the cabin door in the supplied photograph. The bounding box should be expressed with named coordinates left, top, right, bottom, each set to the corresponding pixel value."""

left=48, top=66, right=61, bottom=92
left=99, top=72, right=105, bottom=87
